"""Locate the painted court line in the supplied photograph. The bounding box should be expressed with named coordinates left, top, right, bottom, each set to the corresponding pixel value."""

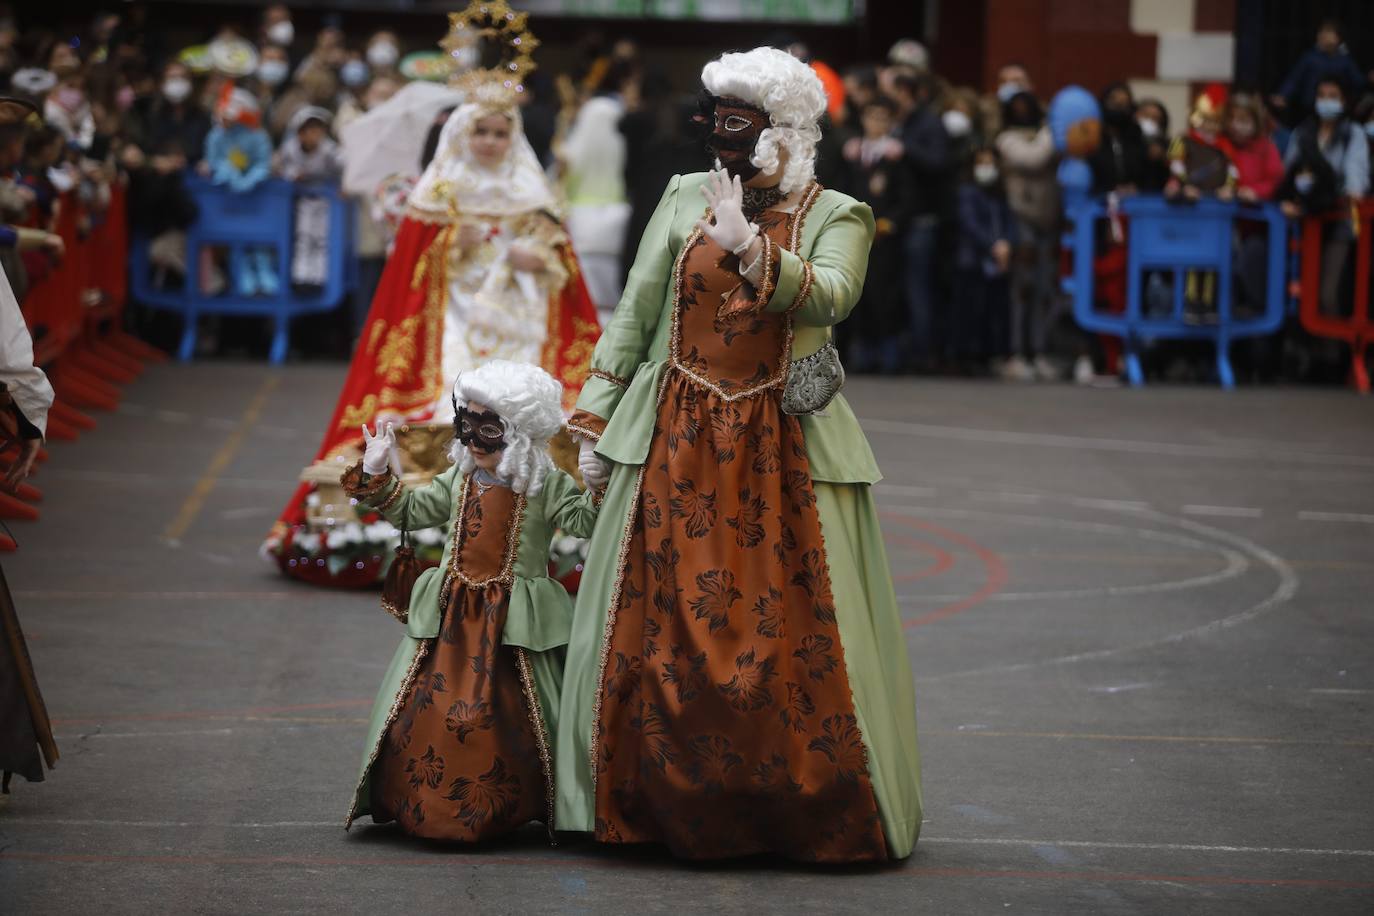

left=920, top=836, right=1374, bottom=858
left=858, top=417, right=1374, bottom=469
left=3, top=821, right=1369, bottom=862
left=163, top=375, right=280, bottom=544
left=1298, top=511, right=1374, bottom=524
left=1182, top=505, right=1264, bottom=519
left=929, top=729, right=1374, bottom=749
left=2, top=849, right=1371, bottom=890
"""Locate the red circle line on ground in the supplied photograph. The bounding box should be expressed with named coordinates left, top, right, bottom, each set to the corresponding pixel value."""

left=886, top=532, right=956, bottom=584
left=881, top=514, right=1009, bottom=629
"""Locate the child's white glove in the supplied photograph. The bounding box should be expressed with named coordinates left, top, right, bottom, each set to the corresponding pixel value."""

left=361, top=421, right=396, bottom=476
left=578, top=437, right=609, bottom=489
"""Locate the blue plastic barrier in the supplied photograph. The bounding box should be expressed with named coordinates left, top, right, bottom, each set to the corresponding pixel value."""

left=1064, top=196, right=1288, bottom=388
left=130, top=177, right=355, bottom=364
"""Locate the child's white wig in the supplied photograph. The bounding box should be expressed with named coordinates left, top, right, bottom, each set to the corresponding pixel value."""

left=700, top=47, right=828, bottom=195
left=448, top=360, right=564, bottom=497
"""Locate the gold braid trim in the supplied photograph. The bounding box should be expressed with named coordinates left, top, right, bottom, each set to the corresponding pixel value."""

left=375, top=479, right=406, bottom=514
left=785, top=260, right=816, bottom=317
left=587, top=366, right=672, bottom=790
left=566, top=410, right=608, bottom=443
left=340, top=460, right=396, bottom=503
left=439, top=475, right=528, bottom=606
left=515, top=647, right=558, bottom=841
left=589, top=368, right=630, bottom=389
left=344, top=639, right=431, bottom=829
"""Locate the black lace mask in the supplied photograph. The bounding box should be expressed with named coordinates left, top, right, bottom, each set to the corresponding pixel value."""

left=452, top=396, right=507, bottom=454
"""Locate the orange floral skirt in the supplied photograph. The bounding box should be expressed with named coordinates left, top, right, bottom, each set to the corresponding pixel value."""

left=593, top=371, right=888, bottom=862
left=369, top=583, right=549, bottom=841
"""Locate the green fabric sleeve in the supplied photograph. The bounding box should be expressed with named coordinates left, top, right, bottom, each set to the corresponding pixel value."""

left=363, top=465, right=460, bottom=531
left=540, top=470, right=601, bottom=539
left=767, top=198, right=876, bottom=328
left=574, top=175, right=682, bottom=422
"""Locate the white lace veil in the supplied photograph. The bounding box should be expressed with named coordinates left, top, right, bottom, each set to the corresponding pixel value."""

left=408, top=95, right=557, bottom=218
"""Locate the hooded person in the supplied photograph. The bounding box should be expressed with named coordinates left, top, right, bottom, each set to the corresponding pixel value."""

left=340, top=359, right=601, bottom=840
left=205, top=86, right=279, bottom=296
left=555, top=46, right=923, bottom=863
left=264, top=74, right=601, bottom=585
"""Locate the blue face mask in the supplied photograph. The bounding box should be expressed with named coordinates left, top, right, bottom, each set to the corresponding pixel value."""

left=341, top=61, right=370, bottom=88
left=1294, top=173, right=1315, bottom=195
left=1314, top=97, right=1344, bottom=121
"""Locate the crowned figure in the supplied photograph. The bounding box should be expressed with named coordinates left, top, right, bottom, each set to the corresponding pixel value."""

left=265, top=3, right=599, bottom=584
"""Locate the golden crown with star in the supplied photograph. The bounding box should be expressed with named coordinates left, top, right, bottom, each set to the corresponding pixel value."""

left=439, top=0, right=540, bottom=109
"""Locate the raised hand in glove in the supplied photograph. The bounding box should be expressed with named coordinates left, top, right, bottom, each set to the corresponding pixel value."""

left=695, top=167, right=758, bottom=255
left=361, top=421, right=396, bottom=476
left=578, top=437, right=609, bottom=489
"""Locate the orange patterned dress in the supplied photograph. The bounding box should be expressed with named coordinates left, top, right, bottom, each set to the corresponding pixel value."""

left=591, top=207, right=889, bottom=862
left=368, top=480, right=553, bottom=840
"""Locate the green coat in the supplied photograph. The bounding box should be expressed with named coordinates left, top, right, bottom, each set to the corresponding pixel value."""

left=344, top=465, right=599, bottom=827
left=577, top=172, right=884, bottom=485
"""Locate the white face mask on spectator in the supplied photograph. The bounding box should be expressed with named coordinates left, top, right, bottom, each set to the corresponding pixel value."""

left=997, top=81, right=1023, bottom=104
left=258, top=59, right=289, bottom=87
left=267, top=21, right=294, bottom=47
left=1314, top=97, right=1343, bottom=121
left=1138, top=117, right=1160, bottom=139
left=367, top=42, right=399, bottom=69
left=1294, top=173, right=1315, bottom=195
left=973, top=163, right=999, bottom=186
left=341, top=60, right=369, bottom=87
left=942, top=109, right=973, bottom=138
left=163, top=77, right=192, bottom=104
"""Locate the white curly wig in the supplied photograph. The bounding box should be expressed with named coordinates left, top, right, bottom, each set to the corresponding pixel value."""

left=448, top=360, right=564, bottom=497
left=700, top=47, right=828, bottom=195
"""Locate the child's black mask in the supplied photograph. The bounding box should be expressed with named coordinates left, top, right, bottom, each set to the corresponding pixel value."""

left=452, top=397, right=507, bottom=455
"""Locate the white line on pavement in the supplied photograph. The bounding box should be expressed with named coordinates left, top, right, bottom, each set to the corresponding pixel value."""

left=858, top=417, right=1374, bottom=468
left=4, top=820, right=1369, bottom=859
left=1297, top=511, right=1374, bottom=524
left=920, top=837, right=1374, bottom=858
left=1182, top=505, right=1264, bottom=518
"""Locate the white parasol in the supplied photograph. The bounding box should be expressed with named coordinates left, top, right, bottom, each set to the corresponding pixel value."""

left=340, top=80, right=465, bottom=198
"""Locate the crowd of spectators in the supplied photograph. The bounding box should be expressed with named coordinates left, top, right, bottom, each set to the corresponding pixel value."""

left=1, top=7, right=1372, bottom=380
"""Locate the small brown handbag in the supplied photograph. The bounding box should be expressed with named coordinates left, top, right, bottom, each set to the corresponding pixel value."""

left=380, top=506, right=421, bottom=624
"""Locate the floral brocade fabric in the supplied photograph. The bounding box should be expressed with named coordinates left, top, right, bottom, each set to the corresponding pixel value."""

left=592, top=207, right=889, bottom=862
left=369, top=484, right=548, bottom=840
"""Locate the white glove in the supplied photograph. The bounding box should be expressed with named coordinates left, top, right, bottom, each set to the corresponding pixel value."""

left=578, top=437, right=609, bottom=489
left=695, top=167, right=757, bottom=254
left=361, top=421, right=396, bottom=476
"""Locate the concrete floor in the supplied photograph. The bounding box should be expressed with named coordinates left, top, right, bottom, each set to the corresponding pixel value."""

left=1, top=363, right=1372, bottom=915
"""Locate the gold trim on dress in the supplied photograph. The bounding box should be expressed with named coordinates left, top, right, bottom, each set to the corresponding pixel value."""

left=514, top=646, right=558, bottom=840
left=344, top=639, right=432, bottom=829
left=589, top=368, right=630, bottom=389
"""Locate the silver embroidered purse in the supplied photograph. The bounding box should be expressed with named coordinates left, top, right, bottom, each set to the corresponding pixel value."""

left=782, top=339, right=845, bottom=416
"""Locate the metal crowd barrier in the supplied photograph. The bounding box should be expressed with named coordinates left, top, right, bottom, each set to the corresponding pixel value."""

left=1064, top=196, right=1288, bottom=388
left=130, top=177, right=355, bottom=364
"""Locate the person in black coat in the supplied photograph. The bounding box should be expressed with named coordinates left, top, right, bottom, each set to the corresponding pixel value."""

left=841, top=96, right=913, bottom=374
left=1090, top=82, right=1149, bottom=194
left=889, top=70, right=949, bottom=369
left=952, top=147, right=1017, bottom=372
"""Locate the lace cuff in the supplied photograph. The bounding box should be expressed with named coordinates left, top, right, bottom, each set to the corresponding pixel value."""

left=717, top=234, right=779, bottom=320
left=341, top=460, right=400, bottom=508
left=567, top=410, right=608, bottom=442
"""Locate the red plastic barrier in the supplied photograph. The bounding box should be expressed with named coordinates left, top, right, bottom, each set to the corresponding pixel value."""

left=3, top=183, right=165, bottom=544
left=1299, top=200, right=1374, bottom=394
